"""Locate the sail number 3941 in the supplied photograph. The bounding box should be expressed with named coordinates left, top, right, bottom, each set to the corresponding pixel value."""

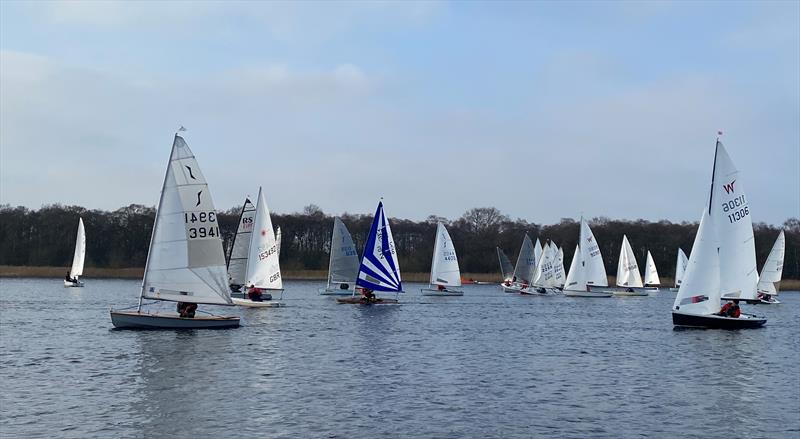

left=185, top=211, right=220, bottom=239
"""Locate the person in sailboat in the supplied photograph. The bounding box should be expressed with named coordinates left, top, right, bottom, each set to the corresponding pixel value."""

left=246, top=284, right=264, bottom=302
left=65, top=270, right=74, bottom=284
left=717, top=300, right=741, bottom=318
left=360, top=288, right=377, bottom=303
left=177, top=302, right=197, bottom=318
left=340, top=283, right=349, bottom=290
left=437, top=284, right=446, bottom=292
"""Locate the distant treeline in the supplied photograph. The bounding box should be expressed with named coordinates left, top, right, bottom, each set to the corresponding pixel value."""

left=1, top=204, right=797, bottom=281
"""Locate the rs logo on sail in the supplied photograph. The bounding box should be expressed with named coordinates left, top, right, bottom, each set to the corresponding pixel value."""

left=722, top=180, right=736, bottom=194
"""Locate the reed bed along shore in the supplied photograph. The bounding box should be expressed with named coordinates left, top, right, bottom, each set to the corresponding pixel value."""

left=3, top=265, right=799, bottom=290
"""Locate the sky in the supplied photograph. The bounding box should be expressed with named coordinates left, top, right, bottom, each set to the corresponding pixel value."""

left=1, top=0, right=798, bottom=225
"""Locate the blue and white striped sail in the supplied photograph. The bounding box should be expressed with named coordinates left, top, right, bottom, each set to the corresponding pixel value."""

left=356, top=201, right=403, bottom=293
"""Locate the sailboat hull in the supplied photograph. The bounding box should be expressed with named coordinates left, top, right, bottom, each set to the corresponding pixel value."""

left=501, top=284, right=523, bottom=293
left=63, top=280, right=84, bottom=288
left=110, top=311, right=240, bottom=329
left=319, top=288, right=356, bottom=296
left=671, top=311, right=766, bottom=329
left=420, top=288, right=464, bottom=296
left=336, top=297, right=399, bottom=304
left=563, top=290, right=613, bottom=298
left=520, top=287, right=559, bottom=295
left=231, top=297, right=285, bottom=308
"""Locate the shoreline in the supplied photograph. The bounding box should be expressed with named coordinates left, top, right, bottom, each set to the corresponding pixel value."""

left=3, top=266, right=799, bottom=290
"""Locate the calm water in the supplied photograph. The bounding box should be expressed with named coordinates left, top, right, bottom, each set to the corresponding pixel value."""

left=1, top=278, right=798, bottom=438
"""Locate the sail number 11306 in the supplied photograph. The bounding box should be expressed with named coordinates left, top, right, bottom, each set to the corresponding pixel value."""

left=185, top=211, right=220, bottom=239
left=722, top=195, right=749, bottom=223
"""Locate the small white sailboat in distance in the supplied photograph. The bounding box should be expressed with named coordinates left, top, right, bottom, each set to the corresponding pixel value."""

left=564, top=218, right=612, bottom=298
left=110, top=133, right=239, bottom=329
left=669, top=248, right=689, bottom=291
left=232, top=187, right=285, bottom=308
left=226, top=197, right=256, bottom=293
left=497, top=247, right=515, bottom=289
left=756, top=230, right=785, bottom=304
left=612, top=235, right=649, bottom=297
left=504, top=234, right=536, bottom=293
left=644, top=250, right=661, bottom=290
left=64, top=217, right=86, bottom=287
left=672, top=139, right=765, bottom=328
left=338, top=201, right=402, bottom=304
left=320, top=217, right=360, bottom=296
left=421, top=222, right=463, bottom=296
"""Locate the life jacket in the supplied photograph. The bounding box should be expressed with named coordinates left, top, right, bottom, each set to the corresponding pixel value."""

left=731, top=306, right=740, bottom=318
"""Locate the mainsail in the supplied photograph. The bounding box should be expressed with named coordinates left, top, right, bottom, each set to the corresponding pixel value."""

left=141, top=135, right=232, bottom=305
left=512, top=234, right=536, bottom=285
left=644, top=251, right=660, bottom=286
left=564, top=244, right=582, bottom=290
left=327, top=217, right=360, bottom=287
left=757, top=230, right=785, bottom=294
left=69, top=218, right=86, bottom=280
left=580, top=218, right=608, bottom=287
left=554, top=245, right=566, bottom=287
left=674, top=248, right=688, bottom=287
left=227, top=197, right=256, bottom=287
left=497, top=247, right=514, bottom=282
left=616, top=235, right=643, bottom=288
left=532, top=243, right=557, bottom=287
left=244, top=187, right=282, bottom=290
left=355, top=201, right=402, bottom=293
left=429, top=222, right=461, bottom=287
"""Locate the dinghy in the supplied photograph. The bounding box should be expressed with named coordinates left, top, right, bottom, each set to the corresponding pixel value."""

left=421, top=222, right=463, bottom=296
left=756, top=230, right=785, bottom=304
left=497, top=247, right=515, bottom=290
left=226, top=197, right=256, bottom=294
left=320, top=217, right=360, bottom=296
left=643, top=250, right=661, bottom=291
left=611, top=235, right=649, bottom=297
left=521, top=241, right=559, bottom=295
left=669, top=248, right=689, bottom=292
left=564, top=218, right=612, bottom=298
left=503, top=234, right=537, bottom=293
left=110, top=133, right=239, bottom=329
left=232, top=187, right=285, bottom=308
left=63, top=218, right=86, bottom=287
left=672, top=139, right=765, bottom=329
left=337, top=201, right=402, bottom=305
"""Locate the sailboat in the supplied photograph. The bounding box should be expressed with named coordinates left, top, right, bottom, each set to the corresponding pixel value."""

left=643, top=250, right=661, bottom=290
left=612, top=235, right=649, bottom=297
left=564, top=218, right=612, bottom=297
left=63, top=218, right=86, bottom=287
left=756, top=230, right=785, bottom=304
left=497, top=247, right=515, bottom=289
left=669, top=248, right=689, bottom=291
left=320, top=217, right=360, bottom=296
left=521, top=241, right=559, bottom=295
left=226, top=197, right=256, bottom=293
left=110, top=133, right=239, bottom=329
left=503, top=234, right=536, bottom=293
left=421, top=222, right=463, bottom=296
left=231, top=187, right=285, bottom=308
left=337, top=201, right=402, bottom=304
left=672, top=139, right=765, bottom=329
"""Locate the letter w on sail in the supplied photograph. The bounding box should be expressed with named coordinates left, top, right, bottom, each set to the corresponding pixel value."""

left=722, top=180, right=736, bottom=194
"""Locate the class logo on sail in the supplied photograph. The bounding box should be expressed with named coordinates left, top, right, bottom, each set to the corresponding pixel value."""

left=722, top=180, right=736, bottom=194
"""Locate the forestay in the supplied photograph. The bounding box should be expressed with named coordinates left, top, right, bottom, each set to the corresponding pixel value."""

left=141, top=135, right=232, bottom=305
left=673, top=210, right=720, bottom=315
left=227, top=197, right=256, bottom=287
left=711, top=141, right=758, bottom=301
left=430, top=222, right=461, bottom=287
left=616, top=235, right=643, bottom=288
left=757, top=230, right=785, bottom=294
left=69, top=218, right=86, bottom=279
left=328, top=217, right=360, bottom=286
left=244, top=187, right=282, bottom=290
left=644, top=251, right=660, bottom=286
left=356, top=201, right=402, bottom=293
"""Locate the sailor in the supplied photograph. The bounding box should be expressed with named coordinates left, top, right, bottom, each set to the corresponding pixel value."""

left=360, top=288, right=376, bottom=303
left=247, top=284, right=263, bottom=302
left=65, top=270, right=73, bottom=283
left=437, top=284, right=446, bottom=292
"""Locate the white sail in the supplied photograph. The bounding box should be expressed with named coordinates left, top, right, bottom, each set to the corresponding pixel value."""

left=141, top=135, right=232, bottom=305
left=245, top=187, right=282, bottom=290
left=564, top=244, right=582, bottom=290
left=710, top=141, right=758, bottom=301
left=580, top=218, right=608, bottom=287
left=675, top=248, right=688, bottom=287
left=534, top=239, right=543, bottom=268
left=497, top=247, right=514, bottom=282
left=429, top=222, right=461, bottom=287
left=328, top=217, right=360, bottom=286
left=356, top=201, right=402, bottom=293
left=275, top=227, right=282, bottom=258
left=532, top=243, right=557, bottom=287
left=757, top=230, right=785, bottom=294
left=673, top=210, right=720, bottom=315
left=227, top=197, right=256, bottom=287
left=69, top=218, right=86, bottom=279
left=644, top=251, right=660, bottom=286
left=512, top=234, right=536, bottom=285
left=555, top=246, right=566, bottom=287
left=616, top=235, right=643, bottom=288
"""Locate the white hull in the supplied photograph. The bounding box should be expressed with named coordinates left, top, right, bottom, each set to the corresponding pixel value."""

left=420, top=288, right=464, bottom=296
left=501, top=284, right=523, bottom=293
left=319, top=287, right=355, bottom=296
left=563, top=290, right=613, bottom=298
left=110, top=310, right=240, bottom=329
left=520, top=287, right=559, bottom=295
left=612, top=289, right=650, bottom=297
left=231, top=297, right=285, bottom=308
left=63, top=280, right=84, bottom=288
